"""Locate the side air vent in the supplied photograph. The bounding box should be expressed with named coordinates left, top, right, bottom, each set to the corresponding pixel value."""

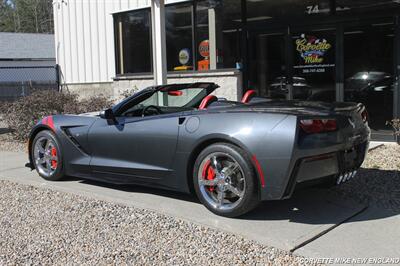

left=61, top=127, right=89, bottom=155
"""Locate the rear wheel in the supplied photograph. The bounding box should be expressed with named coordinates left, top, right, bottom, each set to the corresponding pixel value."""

left=31, top=130, right=65, bottom=181
left=193, top=143, right=259, bottom=217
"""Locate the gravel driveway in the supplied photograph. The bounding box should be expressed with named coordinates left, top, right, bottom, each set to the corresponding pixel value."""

left=0, top=133, right=399, bottom=264
left=333, top=144, right=400, bottom=212
left=0, top=180, right=304, bottom=265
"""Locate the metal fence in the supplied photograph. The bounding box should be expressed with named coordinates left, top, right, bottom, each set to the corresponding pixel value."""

left=0, top=65, right=60, bottom=101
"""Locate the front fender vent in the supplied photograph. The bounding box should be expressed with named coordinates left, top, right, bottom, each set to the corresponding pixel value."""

left=61, top=127, right=89, bottom=156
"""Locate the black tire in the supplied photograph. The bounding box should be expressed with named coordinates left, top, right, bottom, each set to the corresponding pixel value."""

left=193, top=143, right=259, bottom=217
left=31, top=130, right=65, bottom=181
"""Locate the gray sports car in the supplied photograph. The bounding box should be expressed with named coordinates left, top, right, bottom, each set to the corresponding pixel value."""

left=28, top=83, right=370, bottom=217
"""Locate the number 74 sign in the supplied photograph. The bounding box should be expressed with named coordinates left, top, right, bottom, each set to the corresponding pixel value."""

left=306, top=5, right=320, bottom=14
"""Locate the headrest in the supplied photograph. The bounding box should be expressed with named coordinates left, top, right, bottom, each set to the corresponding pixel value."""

left=241, top=90, right=257, bottom=103
left=199, top=95, right=218, bottom=110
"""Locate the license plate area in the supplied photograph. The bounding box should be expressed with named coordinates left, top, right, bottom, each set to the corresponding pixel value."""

left=339, top=142, right=367, bottom=172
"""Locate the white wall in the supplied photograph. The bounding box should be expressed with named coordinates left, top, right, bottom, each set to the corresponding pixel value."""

left=54, top=0, right=189, bottom=85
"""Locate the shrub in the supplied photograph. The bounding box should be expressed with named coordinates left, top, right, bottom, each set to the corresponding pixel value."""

left=119, top=87, right=139, bottom=99
left=387, top=119, right=400, bottom=144
left=2, top=90, right=112, bottom=141
left=64, top=94, right=114, bottom=114
left=0, top=101, right=10, bottom=115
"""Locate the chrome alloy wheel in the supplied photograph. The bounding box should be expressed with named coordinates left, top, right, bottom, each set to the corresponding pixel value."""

left=33, top=136, right=59, bottom=178
left=197, top=152, right=246, bottom=211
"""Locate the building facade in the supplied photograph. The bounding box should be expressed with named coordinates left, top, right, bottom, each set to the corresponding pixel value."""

left=54, top=0, right=400, bottom=140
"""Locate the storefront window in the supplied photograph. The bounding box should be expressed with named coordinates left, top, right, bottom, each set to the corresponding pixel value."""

left=248, top=33, right=286, bottom=97
left=292, top=29, right=336, bottom=101
left=344, top=20, right=394, bottom=131
left=166, top=4, right=194, bottom=71
left=246, top=0, right=334, bottom=97
left=196, top=0, right=242, bottom=70
left=114, top=10, right=152, bottom=75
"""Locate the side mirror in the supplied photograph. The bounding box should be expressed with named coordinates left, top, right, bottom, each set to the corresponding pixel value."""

left=100, top=108, right=114, bottom=120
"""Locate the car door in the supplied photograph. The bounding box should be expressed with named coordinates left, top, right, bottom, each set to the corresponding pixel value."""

left=87, top=113, right=180, bottom=184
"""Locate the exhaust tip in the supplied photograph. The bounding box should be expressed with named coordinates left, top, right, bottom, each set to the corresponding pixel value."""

left=337, top=175, right=343, bottom=184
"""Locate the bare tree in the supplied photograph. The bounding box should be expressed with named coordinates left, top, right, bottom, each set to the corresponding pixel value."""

left=0, top=0, right=53, bottom=33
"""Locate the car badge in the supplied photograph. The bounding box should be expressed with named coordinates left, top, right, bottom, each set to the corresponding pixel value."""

left=348, top=118, right=356, bottom=129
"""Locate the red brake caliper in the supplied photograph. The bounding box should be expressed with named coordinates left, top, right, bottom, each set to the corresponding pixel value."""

left=50, top=147, right=57, bottom=169
left=202, top=160, right=216, bottom=192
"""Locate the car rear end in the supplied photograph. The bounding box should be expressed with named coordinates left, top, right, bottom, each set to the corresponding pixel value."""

left=248, top=100, right=370, bottom=201
left=282, top=103, right=370, bottom=198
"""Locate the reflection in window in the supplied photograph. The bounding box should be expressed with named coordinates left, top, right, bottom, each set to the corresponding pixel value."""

left=114, top=10, right=152, bottom=75
left=344, top=21, right=394, bottom=130
left=196, top=0, right=242, bottom=70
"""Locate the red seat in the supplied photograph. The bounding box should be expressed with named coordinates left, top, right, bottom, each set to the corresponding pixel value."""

left=241, top=90, right=257, bottom=103
left=199, top=95, right=218, bottom=110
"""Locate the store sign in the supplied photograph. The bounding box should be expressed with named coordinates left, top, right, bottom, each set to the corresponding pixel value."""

left=199, top=40, right=210, bottom=58
left=296, top=34, right=331, bottom=64
left=294, top=33, right=334, bottom=74
left=179, top=49, right=190, bottom=65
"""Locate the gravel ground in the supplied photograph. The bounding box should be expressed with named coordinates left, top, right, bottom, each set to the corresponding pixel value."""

left=0, top=118, right=25, bottom=153
left=0, top=180, right=306, bottom=265
left=333, top=144, right=400, bottom=212
left=0, top=134, right=26, bottom=153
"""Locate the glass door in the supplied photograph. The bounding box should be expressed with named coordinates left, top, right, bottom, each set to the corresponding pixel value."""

left=291, top=28, right=336, bottom=101
left=343, top=19, right=394, bottom=134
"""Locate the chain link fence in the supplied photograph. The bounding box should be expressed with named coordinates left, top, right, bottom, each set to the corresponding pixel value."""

left=0, top=65, right=60, bottom=101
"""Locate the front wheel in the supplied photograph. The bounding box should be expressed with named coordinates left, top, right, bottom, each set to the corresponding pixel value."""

left=193, top=143, right=259, bottom=217
left=31, top=130, right=65, bottom=181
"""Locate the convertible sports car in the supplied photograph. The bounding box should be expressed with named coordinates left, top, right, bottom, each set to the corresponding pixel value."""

left=27, top=82, right=370, bottom=217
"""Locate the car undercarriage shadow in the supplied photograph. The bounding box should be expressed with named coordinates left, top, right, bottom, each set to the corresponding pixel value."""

left=75, top=167, right=399, bottom=224
left=79, top=179, right=198, bottom=203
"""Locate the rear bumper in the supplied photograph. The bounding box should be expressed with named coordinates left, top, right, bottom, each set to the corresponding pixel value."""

left=259, top=140, right=369, bottom=201
left=282, top=141, right=368, bottom=199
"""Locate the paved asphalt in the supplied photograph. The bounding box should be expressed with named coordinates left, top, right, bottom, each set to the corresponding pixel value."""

left=0, top=150, right=399, bottom=260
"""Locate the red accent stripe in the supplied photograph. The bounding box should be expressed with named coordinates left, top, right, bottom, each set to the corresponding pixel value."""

left=42, top=116, right=55, bottom=131
left=42, top=116, right=48, bottom=125
left=47, top=116, right=55, bottom=131
left=252, top=155, right=265, bottom=188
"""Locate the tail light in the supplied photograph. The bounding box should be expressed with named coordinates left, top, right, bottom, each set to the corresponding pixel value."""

left=300, top=119, right=337, bottom=134
left=361, top=110, right=368, bottom=123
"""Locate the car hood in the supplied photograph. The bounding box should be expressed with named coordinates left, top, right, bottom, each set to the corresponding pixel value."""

left=78, top=111, right=101, bottom=117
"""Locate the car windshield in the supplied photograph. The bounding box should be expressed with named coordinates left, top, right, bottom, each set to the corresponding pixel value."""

left=141, top=88, right=206, bottom=107
left=117, top=86, right=212, bottom=117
